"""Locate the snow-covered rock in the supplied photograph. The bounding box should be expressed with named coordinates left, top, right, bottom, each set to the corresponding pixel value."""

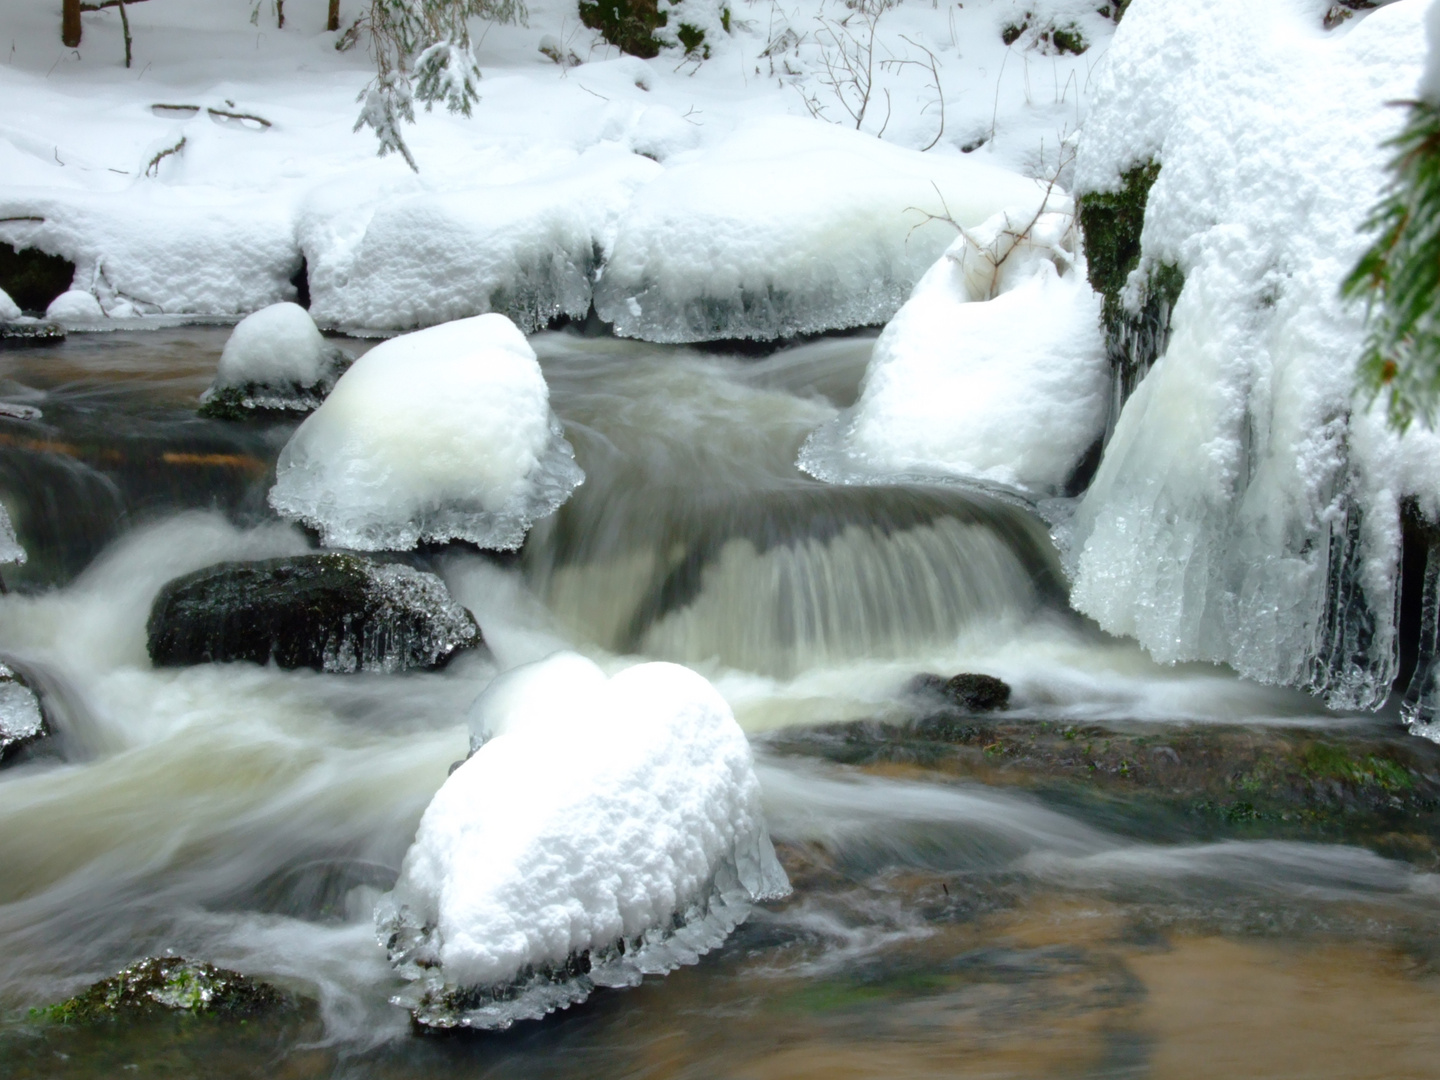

left=199, top=302, right=350, bottom=418
left=799, top=208, right=1108, bottom=494
left=377, top=652, right=789, bottom=1029
left=268, top=314, right=583, bottom=551
left=594, top=117, right=1056, bottom=343
left=45, top=289, right=104, bottom=322
left=1064, top=0, right=1431, bottom=711
left=0, top=286, right=20, bottom=322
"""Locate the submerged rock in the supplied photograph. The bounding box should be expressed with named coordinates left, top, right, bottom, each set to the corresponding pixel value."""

left=908, top=672, right=1011, bottom=713
left=147, top=553, right=481, bottom=674
left=33, top=957, right=290, bottom=1024
left=0, top=662, right=46, bottom=763
left=0, top=319, right=65, bottom=347
left=199, top=302, right=351, bottom=420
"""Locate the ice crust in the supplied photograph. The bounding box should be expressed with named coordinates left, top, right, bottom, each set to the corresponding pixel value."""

left=799, top=209, right=1108, bottom=494
left=268, top=314, right=583, bottom=552
left=377, top=653, right=789, bottom=1029
left=1065, top=0, right=1434, bottom=710
left=0, top=504, right=26, bottom=567
left=595, top=117, right=1054, bottom=343
left=0, top=662, right=44, bottom=757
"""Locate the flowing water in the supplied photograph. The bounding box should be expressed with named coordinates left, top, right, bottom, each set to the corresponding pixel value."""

left=1, top=328, right=1438, bottom=1079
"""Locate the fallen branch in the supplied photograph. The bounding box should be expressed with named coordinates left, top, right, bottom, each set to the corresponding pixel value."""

left=206, top=107, right=272, bottom=129
left=77, top=0, right=148, bottom=10
left=144, top=135, right=186, bottom=178
left=0, top=216, right=44, bottom=224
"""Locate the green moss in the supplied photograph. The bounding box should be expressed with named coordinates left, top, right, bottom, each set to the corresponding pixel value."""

left=676, top=21, right=707, bottom=56
left=1049, top=25, right=1087, bottom=54
left=31, top=958, right=290, bottom=1026
left=578, top=0, right=667, bottom=58
left=1303, top=743, right=1414, bottom=793
left=719, top=6, right=731, bottom=32
left=1000, top=19, right=1027, bottom=45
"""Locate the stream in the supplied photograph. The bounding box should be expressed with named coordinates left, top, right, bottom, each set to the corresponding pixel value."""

left=1, top=327, right=1439, bottom=1079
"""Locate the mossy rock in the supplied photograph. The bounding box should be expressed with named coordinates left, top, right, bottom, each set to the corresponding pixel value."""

left=908, top=672, right=1011, bottom=713
left=198, top=353, right=352, bottom=421
left=0, top=320, right=65, bottom=347
left=32, top=957, right=291, bottom=1026
left=579, top=0, right=668, bottom=58
left=0, top=244, right=75, bottom=315
left=147, top=553, right=482, bottom=674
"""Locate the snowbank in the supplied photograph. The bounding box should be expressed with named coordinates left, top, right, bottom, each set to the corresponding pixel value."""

left=268, top=314, right=583, bottom=551
left=594, top=117, right=1054, bottom=342
left=1065, top=0, right=1433, bottom=710
left=800, top=208, right=1107, bottom=494
left=377, top=652, right=789, bottom=1029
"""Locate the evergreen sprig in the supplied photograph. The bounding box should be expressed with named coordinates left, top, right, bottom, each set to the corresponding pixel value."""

left=1345, top=97, right=1440, bottom=432
left=349, top=0, right=526, bottom=171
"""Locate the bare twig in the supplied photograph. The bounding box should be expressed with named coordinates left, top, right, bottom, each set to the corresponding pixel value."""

left=888, top=34, right=944, bottom=150
left=144, top=135, right=185, bottom=178
left=77, top=0, right=148, bottom=11
left=0, top=216, right=44, bottom=224
left=206, top=107, right=272, bottom=128
left=118, top=0, right=132, bottom=68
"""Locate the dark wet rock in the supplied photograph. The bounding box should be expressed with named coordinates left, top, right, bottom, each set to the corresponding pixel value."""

left=0, top=320, right=65, bottom=347
left=198, top=351, right=352, bottom=421
left=147, top=553, right=482, bottom=674
left=908, top=672, right=1011, bottom=713
left=32, top=957, right=291, bottom=1025
left=766, top=716, right=1440, bottom=864
left=579, top=0, right=667, bottom=58
left=0, top=661, right=46, bottom=763
left=0, top=244, right=75, bottom=315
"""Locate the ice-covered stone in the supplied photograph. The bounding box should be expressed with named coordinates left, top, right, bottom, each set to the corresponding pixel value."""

left=45, top=289, right=103, bottom=321
left=0, top=661, right=45, bottom=762
left=799, top=209, right=1108, bottom=495
left=268, top=314, right=583, bottom=551
left=594, top=116, right=1056, bottom=343
left=377, top=653, right=789, bottom=1030
left=199, top=302, right=350, bottom=419
left=146, top=553, right=481, bottom=674
left=0, top=503, right=25, bottom=566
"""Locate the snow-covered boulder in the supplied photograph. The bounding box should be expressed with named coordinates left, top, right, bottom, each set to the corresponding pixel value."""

left=377, top=652, right=789, bottom=1030
left=199, top=303, right=350, bottom=419
left=594, top=116, right=1056, bottom=343
left=45, top=289, right=103, bottom=322
left=268, top=314, right=583, bottom=551
left=0, top=286, right=20, bottom=322
left=799, top=209, right=1108, bottom=495
left=1064, top=0, right=1432, bottom=713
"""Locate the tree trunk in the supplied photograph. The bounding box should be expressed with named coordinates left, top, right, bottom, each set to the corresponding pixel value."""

left=327, top=0, right=340, bottom=32
left=62, top=0, right=82, bottom=47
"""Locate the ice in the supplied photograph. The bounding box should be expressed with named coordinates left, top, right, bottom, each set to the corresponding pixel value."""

left=268, top=314, right=583, bottom=552
left=376, top=652, right=790, bottom=1029
left=0, top=287, right=19, bottom=322
left=799, top=209, right=1107, bottom=495
left=1064, top=0, right=1431, bottom=709
left=594, top=117, right=1056, bottom=343
left=0, top=504, right=24, bottom=567
left=45, top=289, right=103, bottom=322
left=0, top=662, right=43, bottom=757
left=201, top=302, right=349, bottom=415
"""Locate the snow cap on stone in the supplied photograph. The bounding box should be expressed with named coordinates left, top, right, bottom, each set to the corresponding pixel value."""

left=268, top=313, right=583, bottom=551
left=45, top=290, right=103, bottom=322
left=0, top=287, right=20, bottom=322
left=215, top=302, right=330, bottom=388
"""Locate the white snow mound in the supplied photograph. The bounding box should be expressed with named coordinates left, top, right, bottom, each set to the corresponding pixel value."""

left=594, top=116, right=1057, bottom=343
left=268, top=314, right=583, bottom=551
left=213, top=302, right=331, bottom=388
left=378, top=653, right=790, bottom=1030
left=45, top=290, right=103, bottom=322
left=0, top=287, right=20, bottom=322
left=800, top=209, right=1108, bottom=494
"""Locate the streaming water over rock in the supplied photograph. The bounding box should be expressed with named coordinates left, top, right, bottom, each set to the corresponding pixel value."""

left=0, top=327, right=1436, bottom=1079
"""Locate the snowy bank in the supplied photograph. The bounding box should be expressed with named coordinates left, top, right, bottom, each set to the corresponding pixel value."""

left=1065, top=0, right=1436, bottom=715
left=377, top=652, right=789, bottom=1029
left=799, top=207, right=1108, bottom=494
left=268, top=314, right=583, bottom=551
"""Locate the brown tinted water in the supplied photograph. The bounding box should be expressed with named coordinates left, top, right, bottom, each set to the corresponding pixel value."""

left=0, top=328, right=1437, bottom=1080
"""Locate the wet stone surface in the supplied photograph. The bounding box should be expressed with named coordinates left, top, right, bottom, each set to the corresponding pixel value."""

left=0, top=661, right=46, bottom=763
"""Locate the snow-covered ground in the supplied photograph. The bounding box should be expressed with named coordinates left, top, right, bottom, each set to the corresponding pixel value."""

left=0, top=0, right=1114, bottom=336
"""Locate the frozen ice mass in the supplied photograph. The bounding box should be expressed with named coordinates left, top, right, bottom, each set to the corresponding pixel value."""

left=268, top=313, right=584, bottom=550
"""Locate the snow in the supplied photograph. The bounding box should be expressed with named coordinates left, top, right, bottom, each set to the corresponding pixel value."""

left=0, top=0, right=1116, bottom=338
left=799, top=207, right=1108, bottom=494
left=1064, top=0, right=1431, bottom=708
left=45, top=289, right=104, bottom=322
left=594, top=117, right=1055, bottom=342
left=268, top=313, right=584, bottom=551
left=377, top=652, right=789, bottom=1029
left=0, top=288, right=20, bottom=322
left=213, top=302, right=332, bottom=388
